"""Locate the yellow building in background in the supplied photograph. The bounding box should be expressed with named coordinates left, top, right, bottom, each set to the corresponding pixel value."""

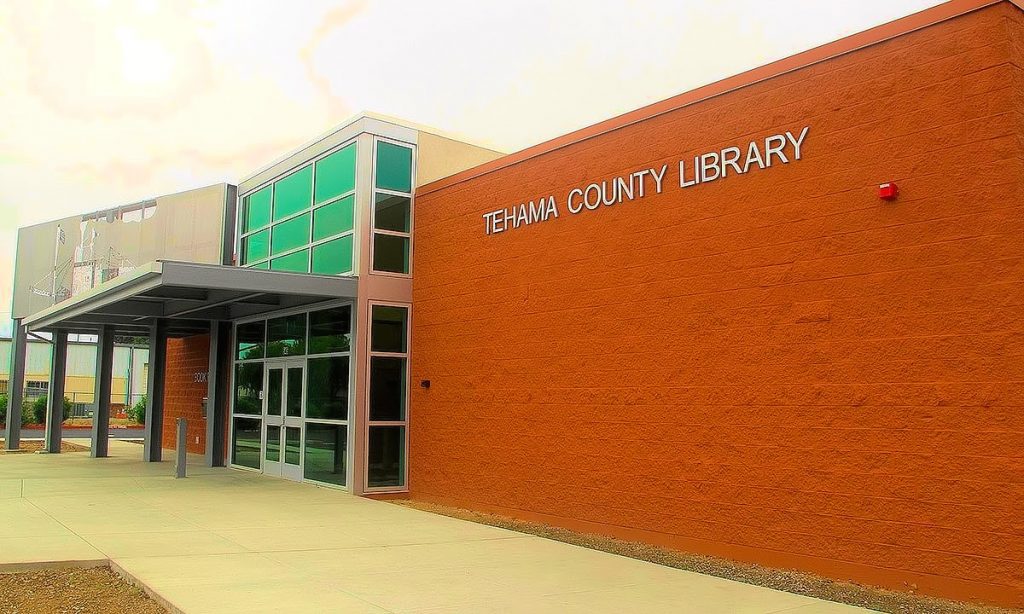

left=0, top=335, right=148, bottom=414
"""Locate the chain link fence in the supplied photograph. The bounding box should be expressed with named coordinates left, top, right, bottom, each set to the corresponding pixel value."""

left=64, top=392, right=146, bottom=418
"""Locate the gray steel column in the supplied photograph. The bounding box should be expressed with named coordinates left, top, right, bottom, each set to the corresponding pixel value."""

left=44, top=330, right=68, bottom=453
left=220, top=185, right=238, bottom=266
left=205, top=321, right=231, bottom=467
left=90, top=325, right=115, bottom=458
left=143, top=319, right=168, bottom=462
left=4, top=320, right=27, bottom=450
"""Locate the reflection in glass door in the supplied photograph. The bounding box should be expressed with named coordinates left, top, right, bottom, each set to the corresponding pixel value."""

left=263, top=361, right=304, bottom=481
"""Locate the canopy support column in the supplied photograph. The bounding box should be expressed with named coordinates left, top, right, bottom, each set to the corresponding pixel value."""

left=143, top=319, right=168, bottom=462
left=4, top=320, right=27, bottom=450
left=90, top=325, right=115, bottom=458
left=43, top=330, right=68, bottom=453
left=205, top=321, right=230, bottom=467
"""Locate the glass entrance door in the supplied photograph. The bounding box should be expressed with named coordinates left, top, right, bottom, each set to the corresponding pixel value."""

left=263, top=361, right=304, bottom=481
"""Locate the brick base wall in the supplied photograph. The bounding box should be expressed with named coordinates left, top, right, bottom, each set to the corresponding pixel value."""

left=162, top=335, right=209, bottom=455
left=410, top=4, right=1024, bottom=608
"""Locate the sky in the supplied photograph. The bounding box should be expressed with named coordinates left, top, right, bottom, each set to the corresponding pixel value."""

left=0, top=0, right=944, bottom=334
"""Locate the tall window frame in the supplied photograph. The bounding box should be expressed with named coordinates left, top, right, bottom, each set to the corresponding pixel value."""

left=370, top=137, right=415, bottom=277
left=365, top=301, right=411, bottom=492
left=237, top=140, right=358, bottom=275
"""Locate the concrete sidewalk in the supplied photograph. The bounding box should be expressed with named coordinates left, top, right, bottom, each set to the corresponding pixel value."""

left=0, top=440, right=875, bottom=613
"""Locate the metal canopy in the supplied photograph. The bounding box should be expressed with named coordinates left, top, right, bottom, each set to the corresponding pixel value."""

left=22, top=260, right=358, bottom=336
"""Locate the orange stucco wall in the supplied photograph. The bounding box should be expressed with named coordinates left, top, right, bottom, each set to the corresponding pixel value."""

left=162, top=335, right=209, bottom=455
left=410, top=3, right=1024, bottom=608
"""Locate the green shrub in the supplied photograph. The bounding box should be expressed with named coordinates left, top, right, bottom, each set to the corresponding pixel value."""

left=30, top=395, right=72, bottom=425
left=21, top=400, right=33, bottom=426
left=31, top=396, right=46, bottom=424
left=127, top=395, right=147, bottom=425
left=0, top=395, right=34, bottom=426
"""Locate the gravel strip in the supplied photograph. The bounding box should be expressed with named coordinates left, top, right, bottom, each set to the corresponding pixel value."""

left=0, top=440, right=89, bottom=454
left=0, top=566, right=165, bottom=613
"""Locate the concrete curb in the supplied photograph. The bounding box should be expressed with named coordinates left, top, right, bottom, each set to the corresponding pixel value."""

left=109, top=559, right=184, bottom=614
left=0, top=559, right=108, bottom=574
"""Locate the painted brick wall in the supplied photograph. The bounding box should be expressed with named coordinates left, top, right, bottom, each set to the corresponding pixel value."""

left=162, top=334, right=209, bottom=455
left=410, top=4, right=1024, bottom=608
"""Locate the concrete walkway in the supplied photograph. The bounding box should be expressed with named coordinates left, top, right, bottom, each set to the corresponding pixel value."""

left=0, top=440, right=875, bottom=614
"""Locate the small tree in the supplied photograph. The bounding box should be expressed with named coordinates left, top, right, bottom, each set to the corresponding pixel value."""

left=127, top=395, right=147, bottom=425
left=0, top=393, right=7, bottom=426
left=31, top=395, right=72, bottom=425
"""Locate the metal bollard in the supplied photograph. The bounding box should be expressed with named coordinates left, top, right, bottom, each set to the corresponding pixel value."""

left=175, top=418, right=187, bottom=478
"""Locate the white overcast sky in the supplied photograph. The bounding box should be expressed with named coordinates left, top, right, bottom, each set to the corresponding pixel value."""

left=0, top=0, right=944, bottom=332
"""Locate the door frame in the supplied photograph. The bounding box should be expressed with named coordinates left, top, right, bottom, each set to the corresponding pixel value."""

left=227, top=299, right=357, bottom=489
left=262, top=358, right=305, bottom=481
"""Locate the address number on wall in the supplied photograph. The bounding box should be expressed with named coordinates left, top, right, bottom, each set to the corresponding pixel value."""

left=194, top=372, right=208, bottom=383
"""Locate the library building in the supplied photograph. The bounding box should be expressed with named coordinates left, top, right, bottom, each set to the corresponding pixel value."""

left=4, top=0, right=1023, bottom=608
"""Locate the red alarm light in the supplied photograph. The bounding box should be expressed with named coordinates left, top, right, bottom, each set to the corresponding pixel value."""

left=879, top=182, right=899, bottom=200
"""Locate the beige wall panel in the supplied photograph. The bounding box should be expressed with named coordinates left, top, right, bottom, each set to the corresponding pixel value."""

left=415, top=132, right=503, bottom=187
left=12, top=184, right=227, bottom=319
left=155, top=184, right=225, bottom=262
left=12, top=215, right=81, bottom=318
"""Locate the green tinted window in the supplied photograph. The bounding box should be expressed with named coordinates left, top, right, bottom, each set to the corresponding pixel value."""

left=375, top=142, right=412, bottom=193
left=267, top=370, right=282, bottom=416
left=285, top=427, right=301, bottom=464
left=367, top=425, right=405, bottom=488
left=304, top=423, right=346, bottom=486
left=307, top=357, right=349, bottom=420
left=286, top=368, right=302, bottom=417
left=245, top=187, right=272, bottom=232
left=311, top=236, right=353, bottom=275
left=265, top=425, right=280, bottom=462
left=270, top=249, right=309, bottom=273
left=313, top=195, right=354, bottom=241
left=267, top=313, right=306, bottom=357
left=242, top=230, right=269, bottom=264
left=236, top=321, right=265, bottom=360
left=309, top=306, right=351, bottom=354
left=232, top=418, right=262, bottom=469
left=372, top=233, right=409, bottom=274
left=314, top=144, right=356, bottom=204
left=369, top=357, right=406, bottom=421
left=233, top=363, right=263, bottom=415
left=271, top=213, right=310, bottom=256
left=252, top=261, right=270, bottom=270
left=374, top=194, right=410, bottom=233
left=273, top=165, right=313, bottom=220
left=371, top=305, right=408, bottom=353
